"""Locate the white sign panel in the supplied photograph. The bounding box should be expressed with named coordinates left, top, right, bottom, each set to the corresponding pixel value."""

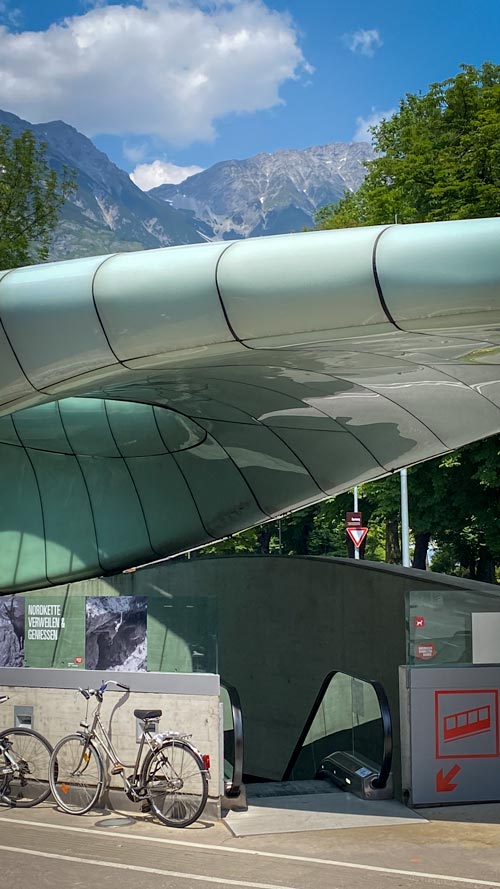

left=472, top=613, right=500, bottom=664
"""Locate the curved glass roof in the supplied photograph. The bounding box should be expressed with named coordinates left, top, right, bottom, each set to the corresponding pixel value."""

left=1, top=218, right=500, bottom=591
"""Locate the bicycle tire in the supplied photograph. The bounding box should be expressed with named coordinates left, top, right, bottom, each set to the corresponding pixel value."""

left=143, top=739, right=208, bottom=828
left=49, top=734, right=104, bottom=815
left=0, top=727, right=53, bottom=808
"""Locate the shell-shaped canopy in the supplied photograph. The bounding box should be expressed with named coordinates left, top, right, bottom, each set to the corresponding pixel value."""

left=1, top=219, right=500, bottom=591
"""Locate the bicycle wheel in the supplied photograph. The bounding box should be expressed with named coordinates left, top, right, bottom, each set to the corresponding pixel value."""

left=0, top=727, right=53, bottom=808
left=143, top=740, right=208, bottom=827
left=49, top=734, right=104, bottom=815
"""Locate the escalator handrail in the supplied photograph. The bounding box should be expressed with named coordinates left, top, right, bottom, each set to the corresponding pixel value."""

left=369, top=679, right=393, bottom=789
left=220, top=678, right=244, bottom=797
left=282, top=670, right=393, bottom=789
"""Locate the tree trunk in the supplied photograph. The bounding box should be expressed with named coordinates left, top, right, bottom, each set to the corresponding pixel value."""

left=476, top=548, right=496, bottom=584
left=412, top=532, right=431, bottom=570
left=258, top=527, right=272, bottom=554
left=385, top=520, right=401, bottom=564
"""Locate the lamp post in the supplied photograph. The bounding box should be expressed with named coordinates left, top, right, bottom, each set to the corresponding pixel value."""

left=400, top=468, right=411, bottom=567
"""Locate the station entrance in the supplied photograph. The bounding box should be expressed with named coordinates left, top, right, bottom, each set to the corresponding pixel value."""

left=2, top=553, right=500, bottom=824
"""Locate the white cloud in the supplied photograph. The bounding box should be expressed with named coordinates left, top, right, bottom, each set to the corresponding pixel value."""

left=343, top=28, right=382, bottom=58
left=353, top=108, right=395, bottom=143
left=0, top=0, right=308, bottom=146
left=131, top=159, right=204, bottom=189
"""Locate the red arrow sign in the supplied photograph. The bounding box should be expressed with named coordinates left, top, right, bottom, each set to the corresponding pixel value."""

left=436, top=764, right=461, bottom=792
left=346, top=527, right=368, bottom=548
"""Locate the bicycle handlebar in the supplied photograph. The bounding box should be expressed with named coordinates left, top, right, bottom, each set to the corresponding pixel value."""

left=78, top=680, right=130, bottom=700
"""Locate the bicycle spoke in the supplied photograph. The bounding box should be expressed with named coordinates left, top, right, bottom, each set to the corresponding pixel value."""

left=144, top=740, right=207, bottom=827
left=0, top=729, right=52, bottom=807
left=50, top=735, right=103, bottom=815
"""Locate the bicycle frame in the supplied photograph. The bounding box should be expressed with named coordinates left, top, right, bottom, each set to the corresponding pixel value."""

left=78, top=694, right=155, bottom=797
left=75, top=682, right=204, bottom=801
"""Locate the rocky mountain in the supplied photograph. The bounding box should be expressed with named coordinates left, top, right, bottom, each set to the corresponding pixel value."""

left=0, top=110, right=210, bottom=260
left=0, top=109, right=373, bottom=258
left=149, top=142, right=374, bottom=240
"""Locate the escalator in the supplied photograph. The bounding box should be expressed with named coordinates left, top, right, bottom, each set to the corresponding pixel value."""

left=221, top=671, right=393, bottom=809
left=283, top=671, right=393, bottom=800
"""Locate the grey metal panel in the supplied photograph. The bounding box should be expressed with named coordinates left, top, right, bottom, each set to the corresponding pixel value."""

left=77, top=454, right=157, bottom=568
left=93, top=243, right=234, bottom=361
left=12, top=402, right=71, bottom=454
left=126, top=454, right=215, bottom=551
left=0, top=256, right=119, bottom=388
left=173, top=434, right=270, bottom=534
left=217, top=227, right=394, bottom=342
left=272, top=427, right=382, bottom=494
left=0, top=321, right=38, bottom=407
left=105, top=401, right=168, bottom=456
left=198, top=419, right=324, bottom=515
left=377, top=218, right=500, bottom=331
left=0, top=666, right=220, bottom=696
left=305, top=386, right=445, bottom=469
left=337, top=365, right=500, bottom=450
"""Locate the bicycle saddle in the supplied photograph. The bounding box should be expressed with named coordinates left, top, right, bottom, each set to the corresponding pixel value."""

left=0, top=695, right=8, bottom=704
left=134, top=709, right=162, bottom=720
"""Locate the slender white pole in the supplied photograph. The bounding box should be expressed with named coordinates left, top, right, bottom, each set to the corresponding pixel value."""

left=278, top=518, right=282, bottom=555
left=353, top=486, right=360, bottom=560
left=400, top=468, right=411, bottom=567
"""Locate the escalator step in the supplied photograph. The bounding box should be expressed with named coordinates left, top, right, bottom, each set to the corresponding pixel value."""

left=247, top=779, right=341, bottom=799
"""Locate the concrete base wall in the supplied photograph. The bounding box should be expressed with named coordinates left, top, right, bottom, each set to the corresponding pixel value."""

left=0, top=669, right=221, bottom=815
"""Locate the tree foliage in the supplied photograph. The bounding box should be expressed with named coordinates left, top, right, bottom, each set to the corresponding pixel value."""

left=317, top=62, right=500, bottom=229
left=0, top=125, right=76, bottom=268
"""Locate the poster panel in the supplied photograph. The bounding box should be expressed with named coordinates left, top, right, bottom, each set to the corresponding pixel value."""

left=86, top=596, right=147, bottom=671
left=0, top=595, right=25, bottom=667
left=24, top=592, right=86, bottom=669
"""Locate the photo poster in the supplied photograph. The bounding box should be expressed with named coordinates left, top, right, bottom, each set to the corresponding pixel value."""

left=0, top=592, right=216, bottom=673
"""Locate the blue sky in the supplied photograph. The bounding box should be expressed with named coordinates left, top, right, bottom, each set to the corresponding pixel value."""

left=0, top=0, right=499, bottom=189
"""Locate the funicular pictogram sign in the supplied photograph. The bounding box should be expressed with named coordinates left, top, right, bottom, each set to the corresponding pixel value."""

left=408, top=668, right=500, bottom=806
left=435, top=690, right=499, bottom=760
left=443, top=704, right=492, bottom=743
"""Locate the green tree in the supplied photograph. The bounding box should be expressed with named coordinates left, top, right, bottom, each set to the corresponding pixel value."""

left=317, top=62, right=500, bottom=230
left=0, top=125, right=76, bottom=268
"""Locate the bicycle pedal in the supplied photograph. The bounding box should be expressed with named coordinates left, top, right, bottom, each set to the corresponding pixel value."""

left=141, top=800, right=151, bottom=813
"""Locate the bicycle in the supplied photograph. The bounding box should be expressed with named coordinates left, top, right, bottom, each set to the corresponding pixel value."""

left=0, top=694, right=53, bottom=807
left=48, top=680, right=210, bottom=827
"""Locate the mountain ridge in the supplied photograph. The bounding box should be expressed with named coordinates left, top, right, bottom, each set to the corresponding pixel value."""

left=150, top=141, right=374, bottom=239
left=0, top=109, right=372, bottom=258
left=0, top=109, right=209, bottom=259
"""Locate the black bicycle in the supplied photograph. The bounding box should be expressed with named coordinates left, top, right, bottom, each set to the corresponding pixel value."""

left=0, top=694, right=53, bottom=807
left=49, top=681, right=210, bottom=827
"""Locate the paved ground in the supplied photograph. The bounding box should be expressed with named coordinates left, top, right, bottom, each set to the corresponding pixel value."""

left=1, top=799, right=500, bottom=889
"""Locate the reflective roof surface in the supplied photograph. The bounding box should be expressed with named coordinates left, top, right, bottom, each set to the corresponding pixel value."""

left=1, top=218, right=500, bottom=590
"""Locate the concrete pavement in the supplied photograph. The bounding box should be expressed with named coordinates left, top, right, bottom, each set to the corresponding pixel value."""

left=2, top=800, right=500, bottom=888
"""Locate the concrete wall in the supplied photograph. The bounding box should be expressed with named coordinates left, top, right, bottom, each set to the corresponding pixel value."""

left=0, top=669, right=221, bottom=811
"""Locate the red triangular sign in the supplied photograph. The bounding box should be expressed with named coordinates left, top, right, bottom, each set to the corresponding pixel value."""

left=346, top=527, right=368, bottom=548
